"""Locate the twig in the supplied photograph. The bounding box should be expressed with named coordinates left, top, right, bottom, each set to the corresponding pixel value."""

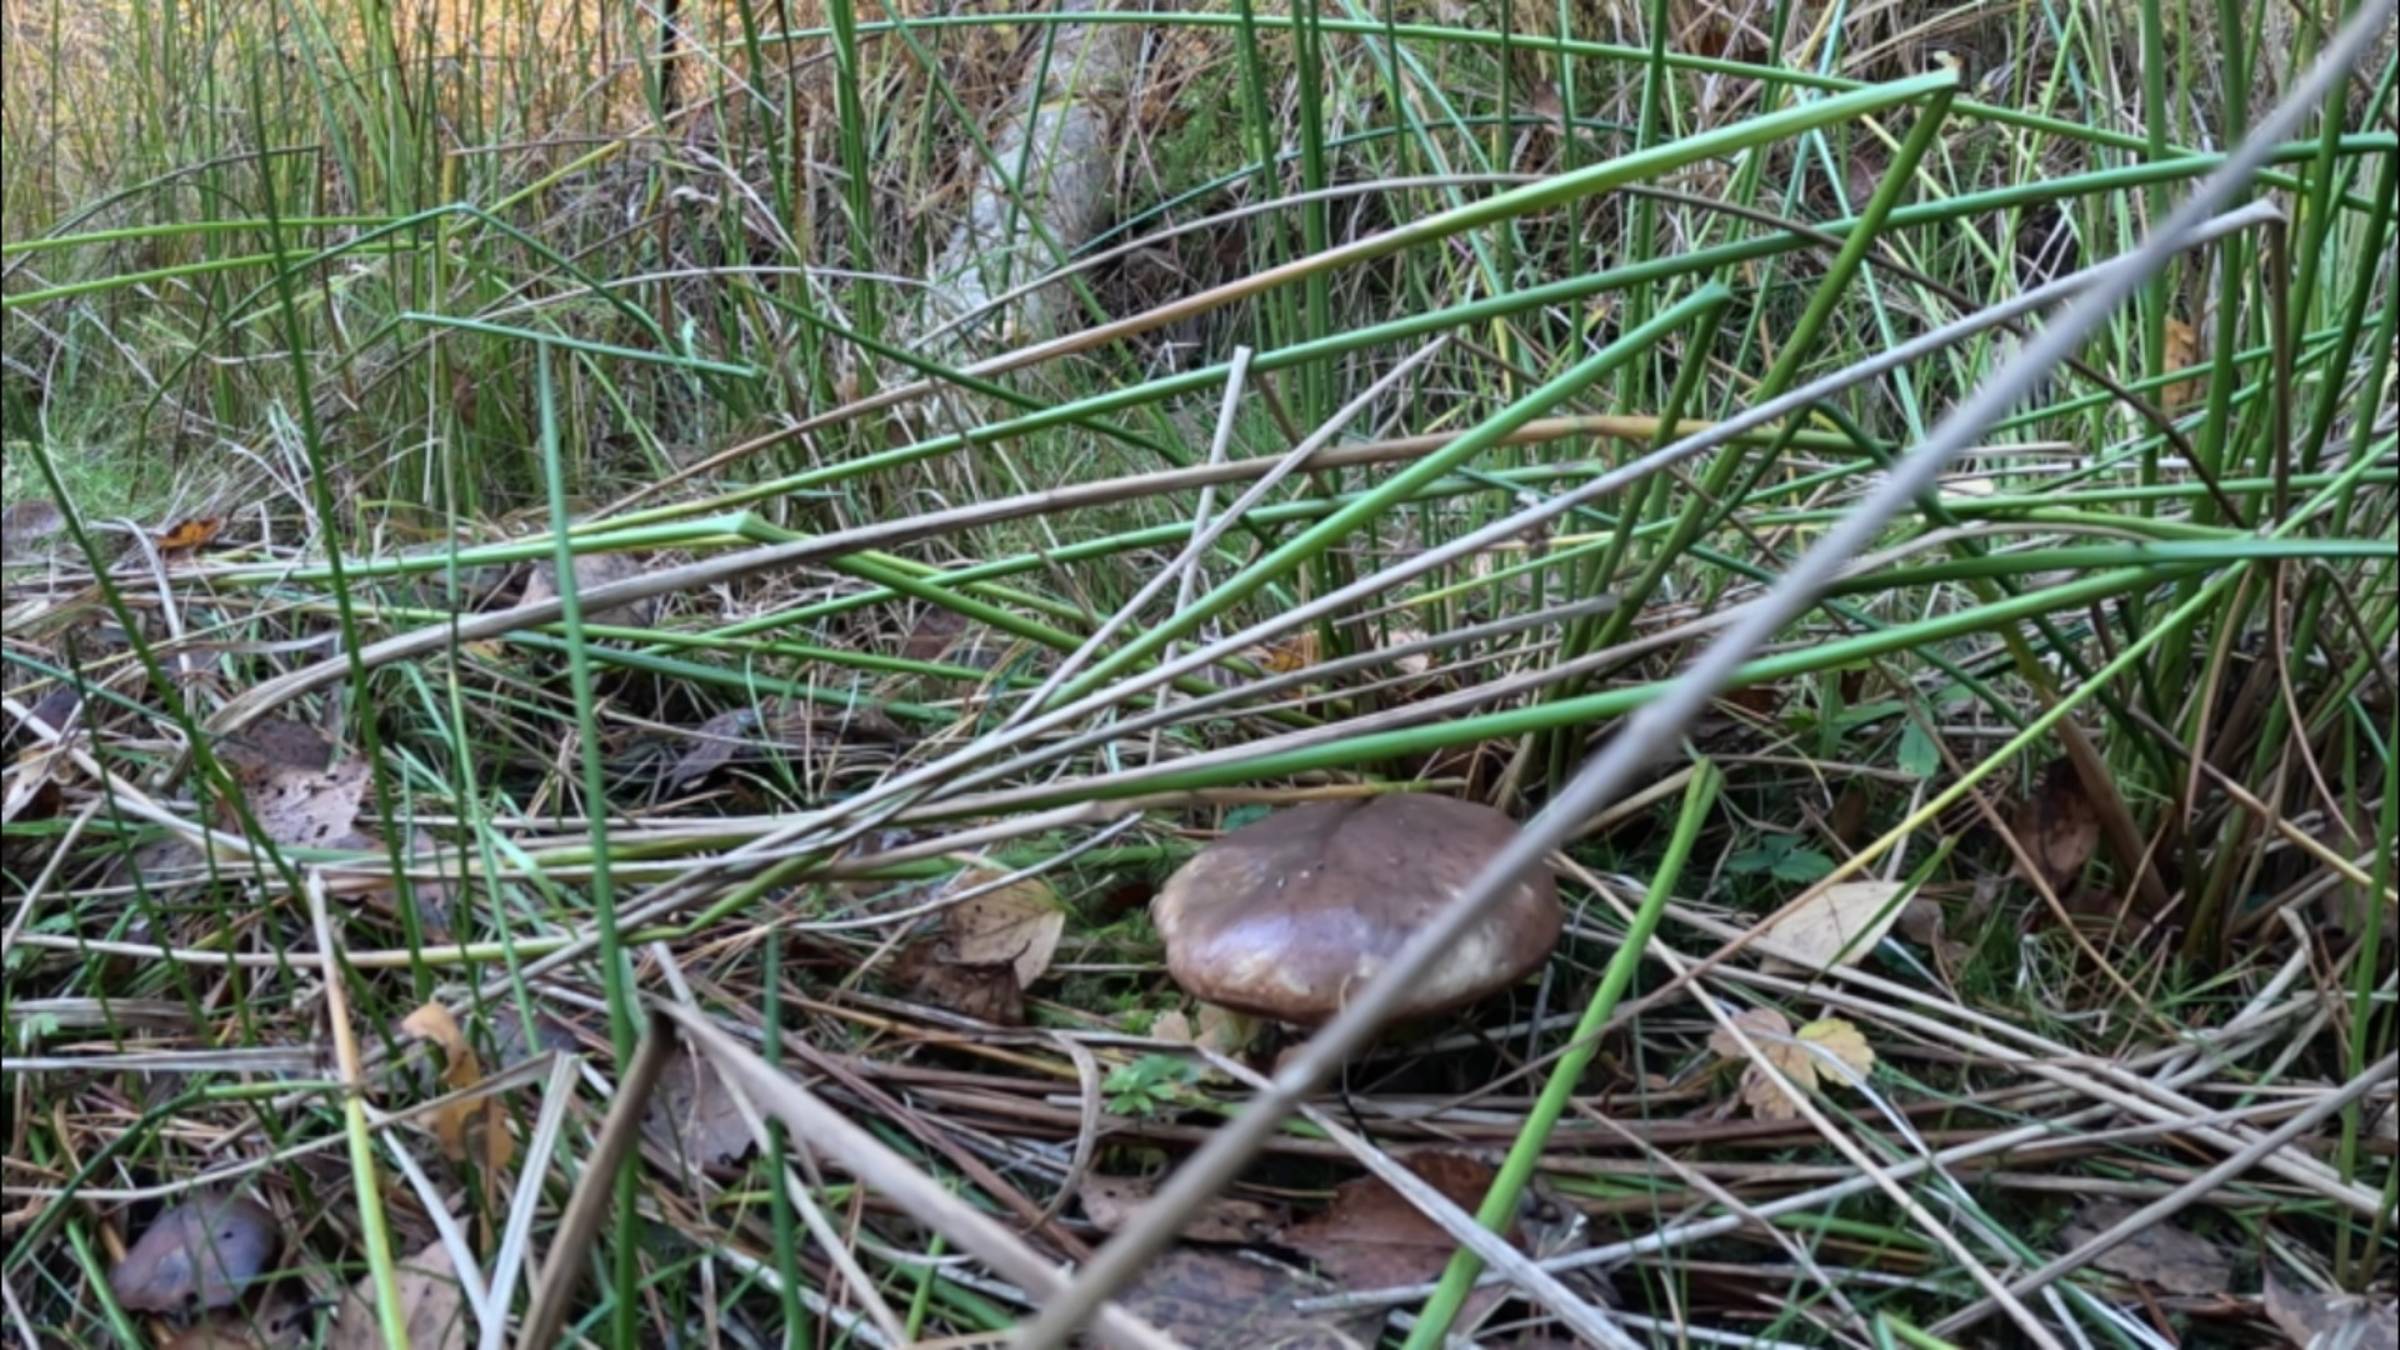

left=518, top=1014, right=672, bottom=1348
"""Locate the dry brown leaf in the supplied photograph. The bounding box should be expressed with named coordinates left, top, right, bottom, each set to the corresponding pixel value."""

left=2013, top=757, right=2100, bottom=894
left=1710, top=1007, right=1812, bottom=1120
left=1717, top=685, right=1783, bottom=718
left=2059, top=1198, right=2230, bottom=1296
left=1524, top=80, right=1567, bottom=129
left=1, top=498, right=66, bottom=556
left=1732, top=1064, right=1796, bottom=1120
left=942, top=868, right=1066, bottom=986
left=1707, top=1013, right=1874, bottom=1115
left=327, top=1240, right=469, bottom=1350
left=1076, top=1173, right=1287, bottom=1244
left=394, top=828, right=461, bottom=938
left=26, top=681, right=83, bottom=736
left=1827, top=786, right=1872, bottom=847
left=667, top=704, right=766, bottom=785
left=1709, top=1007, right=1799, bottom=1069
left=899, top=607, right=972, bottom=663
left=1844, top=137, right=1890, bottom=209
left=109, top=1193, right=279, bottom=1313
left=1101, top=1248, right=1381, bottom=1350
left=160, top=1295, right=312, bottom=1349
left=398, top=1002, right=514, bottom=1175
left=1895, top=897, right=1970, bottom=971
left=667, top=698, right=907, bottom=785
left=1380, top=626, right=1435, bottom=679
left=893, top=940, right=1026, bottom=1025
left=1252, top=629, right=1322, bottom=674
left=220, top=718, right=337, bottom=776
left=4, top=683, right=83, bottom=821
left=1146, top=1001, right=1259, bottom=1054
left=1761, top=881, right=1907, bottom=973
left=242, top=755, right=377, bottom=851
left=520, top=551, right=658, bottom=625
left=641, top=1045, right=757, bottom=1168
left=2264, top=1271, right=2398, bottom=1349
left=2162, top=317, right=2205, bottom=411
left=489, top=1004, right=582, bottom=1065
left=156, top=517, right=226, bottom=553
left=1278, top=1154, right=1518, bottom=1295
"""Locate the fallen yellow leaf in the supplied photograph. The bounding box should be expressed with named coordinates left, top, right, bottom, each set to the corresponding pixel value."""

left=1710, top=1007, right=1812, bottom=1120
left=1761, top=881, right=1908, bottom=973
left=1709, top=1009, right=1877, bottom=1119
left=398, top=1003, right=515, bottom=1179
left=1796, top=1017, right=1876, bottom=1086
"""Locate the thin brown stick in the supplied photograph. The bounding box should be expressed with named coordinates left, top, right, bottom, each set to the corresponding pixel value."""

left=518, top=1014, right=673, bottom=1349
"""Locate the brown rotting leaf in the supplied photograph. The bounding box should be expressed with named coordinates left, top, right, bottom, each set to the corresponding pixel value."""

left=941, top=868, right=1066, bottom=987
left=327, top=1240, right=468, bottom=1350
left=2058, top=1198, right=2230, bottom=1296
left=900, top=606, right=974, bottom=663
left=1278, top=1153, right=1518, bottom=1294
left=2263, top=1270, right=2397, bottom=1349
left=520, top=551, right=658, bottom=625
left=220, top=718, right=338, bottom=777
left=641, top=1045, right=757, bottom=1169
left=159, top=1294, right=312, bottom=1348
left=1709, top=1010, right=1876, bottom=1119
left=1895, top=896, right=1971, bottom=972
left=2013, top=756, right=2100, bottom=894
left=667, top=704, right=766, bottom=785
left=1099, top=1247, right=1381, bottom=1350
left=1, top=499, right=66, bottom=556
left=242, top=754, right=377, bottom=851
left=1076, top=1173, right=1287, bottom=1245
left=893, top=940, right=1027, bottom=1026
left=1150, top=1003, right=1255, bottom=1055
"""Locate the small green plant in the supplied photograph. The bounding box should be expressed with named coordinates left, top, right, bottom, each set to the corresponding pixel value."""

left=1102, top=1055, right=1208, bottom=1118
left=1726, top=834, right=1836, bottom=883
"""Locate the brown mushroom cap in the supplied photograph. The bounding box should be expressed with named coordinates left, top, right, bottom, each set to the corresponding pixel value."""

left=1151, top=795, right=1562, bottom=1025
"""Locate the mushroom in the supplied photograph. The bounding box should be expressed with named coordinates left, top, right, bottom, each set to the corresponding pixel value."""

left=1151, top=795, right=1562, bottom=1025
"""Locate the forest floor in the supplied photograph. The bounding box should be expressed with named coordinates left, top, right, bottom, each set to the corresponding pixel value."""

left=2, top=0, right=2396, bottom=1346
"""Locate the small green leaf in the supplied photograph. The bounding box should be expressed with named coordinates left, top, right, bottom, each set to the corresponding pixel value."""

left=1773, top=848, right=1836, bottom=883
left=1729, top=835, right=1835, bottom=882
left=1897, top=722, right=1940, bottom=778
left=1219, top=805, right=1272, bottom=831
left=1830, top=698, right=1906, bottom=732
left=1726, top=847, right=1776, bottom=876
left=1104, top=1055, right=1205, bottom=1117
